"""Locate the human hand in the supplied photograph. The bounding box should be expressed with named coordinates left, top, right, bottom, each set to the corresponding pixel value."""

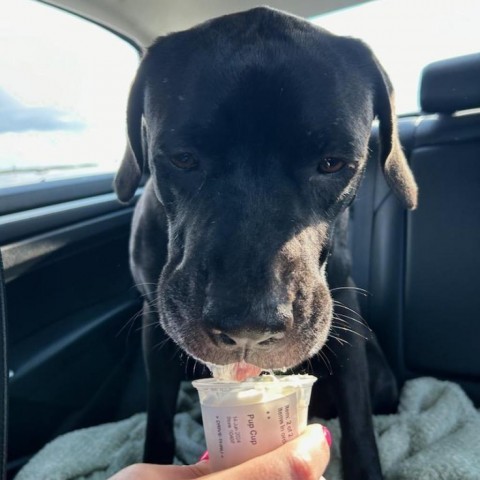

left=109, top=423, right=331, bottom=480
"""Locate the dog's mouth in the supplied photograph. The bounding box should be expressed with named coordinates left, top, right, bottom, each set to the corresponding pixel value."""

left=157, top=274, right=333, bottom=370
left=206, top=361, right=264, bottom=381
left=159, top=298, right=333, bottom=371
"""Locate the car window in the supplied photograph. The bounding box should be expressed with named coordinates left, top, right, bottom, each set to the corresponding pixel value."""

left=311, top=0, right=480, bottom=115
left=0, top=0, right=139, bottom=189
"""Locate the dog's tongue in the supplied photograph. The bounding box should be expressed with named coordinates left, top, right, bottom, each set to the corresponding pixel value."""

left=208, top=361, right=263, bottom=381
left=232, top=361, right=263, bottom=381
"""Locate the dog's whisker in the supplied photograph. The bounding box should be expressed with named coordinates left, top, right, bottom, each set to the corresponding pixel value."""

left=135, top=320, right=161, bottom=333
left=333, top=310, right=366, bottom=323
left=330, top=286, right=371, bottom=296
left=132, top=282, right=158, bottom=292
left=142, top=306, right=161, bottom=315
left=116, top=307, right=144, bottom=338
left=331, top=324, right=368, bottom=340
left=332, top=299, right=367, bottom=321
left=330, top=330, right=349, bottom=342
left=332, top=298, right=363, bottom=313
left=333, top=312, right=371, bottom=330
left=152, top=336, right=180, bottom=357
left=318, top=349, right=333, bottom=375
left=331, top=316, right=355, bottom=328
left=332, top=317, right=359, bottom=330
left=306, top=356, right=313, bottom=374
left=169, top=346, right=182, bottom=362
left=323, top=342, right=338, bottom=358
left=329, top=332, right=351, bottom=346
left=146, top=296, right=160, bottom=307
left=152, top=338, right=171, bottom=352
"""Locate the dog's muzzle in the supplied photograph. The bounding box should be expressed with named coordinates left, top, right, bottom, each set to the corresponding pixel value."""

left=158, top=218, right=333, bottom=368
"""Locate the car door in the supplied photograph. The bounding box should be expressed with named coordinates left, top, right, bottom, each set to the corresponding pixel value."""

left=0, top=3, right=146, bottom=476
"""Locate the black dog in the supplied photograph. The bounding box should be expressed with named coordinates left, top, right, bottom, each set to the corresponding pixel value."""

left=115, top=7, right=417, bottom=479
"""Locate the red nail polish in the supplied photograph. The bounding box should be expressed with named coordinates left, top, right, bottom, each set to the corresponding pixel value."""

left=199, top=450, right=209, bottom=461
left=322, top=426, right=332, bottom=447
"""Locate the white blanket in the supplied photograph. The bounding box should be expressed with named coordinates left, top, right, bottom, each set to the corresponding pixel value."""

left=15, top=377, right=480, bottom=480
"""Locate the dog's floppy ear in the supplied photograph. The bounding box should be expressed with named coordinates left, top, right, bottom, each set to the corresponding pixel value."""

left=373, top=61, right=418, bottom=210
left=114, top=56, right=147, bottom=203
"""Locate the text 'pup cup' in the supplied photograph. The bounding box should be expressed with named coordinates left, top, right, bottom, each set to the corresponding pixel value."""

left=192, top=374, right=317, bottom=472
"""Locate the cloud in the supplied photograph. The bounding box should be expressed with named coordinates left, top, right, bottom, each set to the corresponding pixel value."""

left=0, top=87, right=85, bottom=133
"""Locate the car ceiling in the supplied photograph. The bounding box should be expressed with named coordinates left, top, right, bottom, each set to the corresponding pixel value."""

left=41, top=0, right=372, bottom=47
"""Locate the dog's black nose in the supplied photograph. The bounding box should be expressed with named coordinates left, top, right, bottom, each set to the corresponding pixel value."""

left=210, top=329, right=285, bottom=349
left=203, top=291, right=291, bottom=350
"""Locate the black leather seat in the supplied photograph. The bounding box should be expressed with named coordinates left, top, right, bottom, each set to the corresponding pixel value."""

left=351, top=52, right=480, bottom=404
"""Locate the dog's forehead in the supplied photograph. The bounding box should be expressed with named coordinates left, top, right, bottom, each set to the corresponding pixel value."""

left=144, top=8, right=375, bottom=158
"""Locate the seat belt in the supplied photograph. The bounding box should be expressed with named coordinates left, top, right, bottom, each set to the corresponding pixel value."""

left=0, top=249, right=8, bottom=480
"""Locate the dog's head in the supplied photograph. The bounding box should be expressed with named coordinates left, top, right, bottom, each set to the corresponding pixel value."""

left=115, top=7, right=417, bottom=369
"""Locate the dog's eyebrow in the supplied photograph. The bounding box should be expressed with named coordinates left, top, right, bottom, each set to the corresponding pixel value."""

left=303, top=122, right=364, bottom=147
left=304, top=134, right=365, bottom=161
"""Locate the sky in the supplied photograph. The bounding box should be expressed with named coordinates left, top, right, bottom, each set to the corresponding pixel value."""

left=1, top=0, right=479, bottom=188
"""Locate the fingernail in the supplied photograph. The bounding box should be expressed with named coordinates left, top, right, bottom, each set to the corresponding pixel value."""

left=322, top=426, right=332, bottom=447
left=199, top=450, right=209, bottom=461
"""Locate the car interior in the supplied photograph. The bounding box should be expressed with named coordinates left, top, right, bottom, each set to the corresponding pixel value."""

left=1, top=1, right=479, bottom=479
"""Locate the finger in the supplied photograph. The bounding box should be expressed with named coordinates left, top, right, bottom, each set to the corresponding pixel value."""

left=108, top=424, right=330, bottom=480
left=108, top=461, right=211, bottom=480
left=203, top=423, right=330, bottom=480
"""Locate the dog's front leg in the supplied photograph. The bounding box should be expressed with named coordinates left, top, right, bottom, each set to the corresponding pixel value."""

left=329, top=285, right=383, bottom=480
left=142, top=300, right=183, bottom=464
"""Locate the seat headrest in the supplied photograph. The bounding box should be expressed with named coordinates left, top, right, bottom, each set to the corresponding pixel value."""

left=420, top=53, right=480, bottom=114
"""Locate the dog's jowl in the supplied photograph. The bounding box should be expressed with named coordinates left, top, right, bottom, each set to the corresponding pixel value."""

left=115, top=7, right=417, bottom=480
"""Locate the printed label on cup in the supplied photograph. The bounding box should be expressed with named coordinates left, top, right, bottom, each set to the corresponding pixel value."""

left=201, top=391, right=298, bottom=470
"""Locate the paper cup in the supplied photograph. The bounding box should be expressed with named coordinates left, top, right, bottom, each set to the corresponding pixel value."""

left=192, top=374, right=316, bottom=471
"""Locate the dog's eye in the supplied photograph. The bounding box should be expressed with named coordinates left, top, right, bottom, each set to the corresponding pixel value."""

left=170, top=152, right=198, bottom=170
left=318, top=158, right=346, bottom=174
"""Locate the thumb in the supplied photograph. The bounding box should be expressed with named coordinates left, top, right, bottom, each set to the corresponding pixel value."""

left=203, top=423, right=330, bottom=480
